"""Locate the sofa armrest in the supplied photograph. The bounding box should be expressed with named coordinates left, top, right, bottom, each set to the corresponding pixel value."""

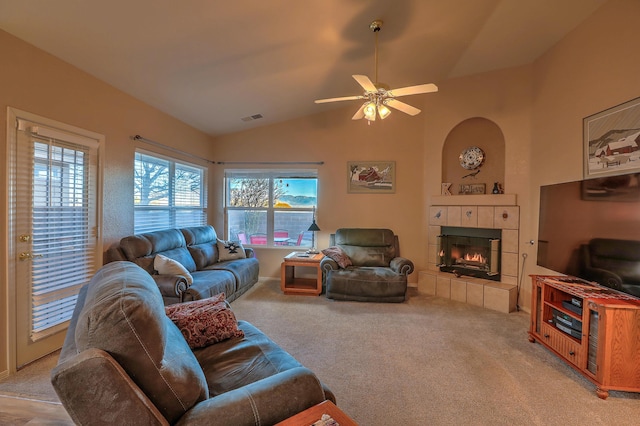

left=51, top=347, right=168, bottom=426
left=320, top=257, right=339, bottom=272
left=153, top=274, right=188, bottom=299
left=176, top=367, right=327, bottom=426
left=390, top=257, right=414, bottom=275
left=244, top=247, right=256, bottom=258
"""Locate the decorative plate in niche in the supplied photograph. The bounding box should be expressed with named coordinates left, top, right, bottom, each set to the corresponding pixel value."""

left=459, top=146, right=485, bottom=170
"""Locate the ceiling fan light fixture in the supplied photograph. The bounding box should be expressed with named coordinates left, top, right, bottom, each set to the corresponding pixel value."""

left=378, top=103, right=391, bottom=119
left=364, top=102, right=377, bottom=120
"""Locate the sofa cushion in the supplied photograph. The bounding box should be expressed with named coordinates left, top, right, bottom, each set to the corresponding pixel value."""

left=158, top=247, right=198, bottom=273
left=165, top=294, right=244, bottom=349
left=188, top=243, right=219, bottom=270
left=74, top=261, right=208, bottom=424
left=118, top=234, right=155, bottom=273
left=181, top=225, right=218, bottom=246
left=183, top=226, right=235, bottom=269
left=322, top=246, right=352, bottom=268
left=194, top=321, right=304, bottom=397
left=119, top=229, right=198, bottom=274
left=205, top=258, right=260, bottom=294
left=326, top=267, right=407, bottom=302
left=217, top=239, right=247, bottom=261
left=184, top=270, right=238, bottom=301
left=335, top=228, right=396, bottom=267
left=143, top=228, right=188, bottom=253
left=154, top=253, right=194, bottom=285
left=339, top=245, right=392, bottom=267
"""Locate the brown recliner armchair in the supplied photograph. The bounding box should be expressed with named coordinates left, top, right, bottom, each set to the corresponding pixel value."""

left=321, top=228, right=414, bottom=302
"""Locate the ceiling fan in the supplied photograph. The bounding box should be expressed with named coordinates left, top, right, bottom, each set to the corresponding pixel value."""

left=315, top=20, right=438, bottom=122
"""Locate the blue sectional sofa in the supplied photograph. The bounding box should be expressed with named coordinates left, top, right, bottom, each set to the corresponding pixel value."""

left=106, top=225, right=259, bottom=304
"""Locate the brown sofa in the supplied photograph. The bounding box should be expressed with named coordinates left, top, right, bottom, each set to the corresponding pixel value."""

left=321, top=228, right=414, bottom=302
left=51, top=261, right=334, bottom=425
left=106, top=225, right=259, bottom=304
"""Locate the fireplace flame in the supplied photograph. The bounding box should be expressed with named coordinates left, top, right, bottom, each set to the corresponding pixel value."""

left=463, top=252, right=486, bottom=263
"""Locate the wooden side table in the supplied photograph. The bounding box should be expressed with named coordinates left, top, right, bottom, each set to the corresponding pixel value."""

left=275, top=400, right=358, bottom=425
left=281, top=252, right=324, bottom=295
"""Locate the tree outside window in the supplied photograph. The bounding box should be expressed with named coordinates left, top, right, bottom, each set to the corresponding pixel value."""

left=225, top=171, right=317, bottom=247
left=134, top=151, right=206, bottom=233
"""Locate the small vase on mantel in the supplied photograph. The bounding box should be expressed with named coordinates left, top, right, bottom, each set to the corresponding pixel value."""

left=492, top=182, right=500, bottom=194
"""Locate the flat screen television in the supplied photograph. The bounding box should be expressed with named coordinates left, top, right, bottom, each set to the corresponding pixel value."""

left=537, top=173, right=640, bottom=297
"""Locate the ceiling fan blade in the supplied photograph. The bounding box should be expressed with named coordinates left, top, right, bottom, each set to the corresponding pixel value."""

left=353, top=75, right=377, bottom=92
left=352, top=103, right=366, bottom=120
left=386, top=99, right=421, bottom=116
left=315, top=95, right=364, bottom=104
left=387, top=83, right=438, bottom=97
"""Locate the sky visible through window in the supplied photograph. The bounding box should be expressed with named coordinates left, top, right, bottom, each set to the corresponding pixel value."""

left=278, top=178, right=317, bottom=207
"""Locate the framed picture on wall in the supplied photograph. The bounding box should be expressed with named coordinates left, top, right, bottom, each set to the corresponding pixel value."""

left=584, top=96, right=640, bottom=178
left=347, top=161, right=395, bottom=193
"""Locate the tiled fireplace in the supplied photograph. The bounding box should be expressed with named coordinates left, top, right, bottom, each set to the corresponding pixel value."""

left=420, top=194, right=520, bottom=313
left=438, top=226, right=502, bottom=281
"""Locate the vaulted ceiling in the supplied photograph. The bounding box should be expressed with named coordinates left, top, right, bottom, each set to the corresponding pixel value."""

left=0, top=0, right=606, bottom=136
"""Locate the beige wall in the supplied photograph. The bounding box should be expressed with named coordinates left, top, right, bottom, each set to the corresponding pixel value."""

left=527, top=0, right=640, bottom=288
left=0, top=29, right=214, bottom=374
left=2, top=0, right=640, bottom=374
left=212, top=106, right=428, bottom=279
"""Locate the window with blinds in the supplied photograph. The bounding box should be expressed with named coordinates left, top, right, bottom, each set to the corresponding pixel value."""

left=134, top=151, right=207, bottom=233
left=15, top=119, right=101, bottom=341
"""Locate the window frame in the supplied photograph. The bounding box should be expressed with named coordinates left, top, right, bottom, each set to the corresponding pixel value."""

left=224, top=169, right=318, bottom=248
left=134, top=149, right=207, bottom=233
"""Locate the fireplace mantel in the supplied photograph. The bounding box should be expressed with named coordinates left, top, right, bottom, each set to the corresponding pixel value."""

left=431, top=194, right=517, bottom=206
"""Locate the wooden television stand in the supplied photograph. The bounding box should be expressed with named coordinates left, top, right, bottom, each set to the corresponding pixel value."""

left=529, top=275, right=640, bottom=399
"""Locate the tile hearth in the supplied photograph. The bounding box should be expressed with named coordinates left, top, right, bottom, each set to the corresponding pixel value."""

left=420, top=194, right=520, bottom=313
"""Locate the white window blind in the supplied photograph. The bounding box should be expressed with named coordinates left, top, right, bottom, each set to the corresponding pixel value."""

left=16, top=119, right=100, bottom=340
left=134, top=151, right=207, bottom=233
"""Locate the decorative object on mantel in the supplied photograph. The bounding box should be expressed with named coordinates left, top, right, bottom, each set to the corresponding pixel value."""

left=459, top=183, right=485, bottom=195
left=314, top=20, right=438, bottom=124
left=584, top=96, right=640, bottom=178
left=441, top=183, right=452, bottom=195
left=347, top=161, right=395, bottom=193
left=462, top=169, right=481, bottom=179
left=492, top=182, right=504, bottom=194
left=459, top=146, right=485, bottom=170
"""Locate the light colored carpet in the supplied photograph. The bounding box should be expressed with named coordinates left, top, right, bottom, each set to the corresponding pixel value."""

left=231, top=280, right=640, bottom=426
left=0, top=350, right=60, bottom=402
left=2, top=279, right=638, bottom=425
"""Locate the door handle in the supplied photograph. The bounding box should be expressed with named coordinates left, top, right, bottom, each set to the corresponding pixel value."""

left=19, top=252, right=43, bottom=261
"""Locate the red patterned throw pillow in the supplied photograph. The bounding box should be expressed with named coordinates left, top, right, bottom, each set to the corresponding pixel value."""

left=322, top=246, right=353, bottom=269
left=165, top=294, right=244, bottom=349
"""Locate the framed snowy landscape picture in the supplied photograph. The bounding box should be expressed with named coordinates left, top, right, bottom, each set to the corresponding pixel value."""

left=347, top=161, right=395, bottom=194
left=584, top=97, right=640, bottom=178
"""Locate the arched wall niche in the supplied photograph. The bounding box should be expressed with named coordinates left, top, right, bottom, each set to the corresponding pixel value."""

left=441, top=117, right=506, bottom=195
